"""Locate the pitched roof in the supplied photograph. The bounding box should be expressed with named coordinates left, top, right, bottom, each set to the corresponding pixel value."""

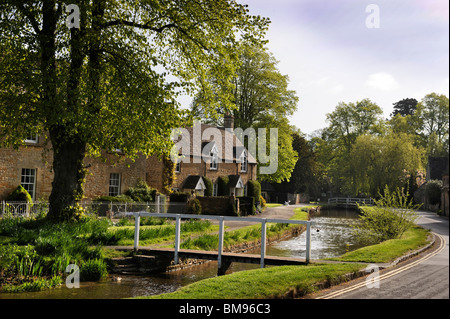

left=173, top=122, right=257, bottom=164
left=183, top=175, right=206, bottom=190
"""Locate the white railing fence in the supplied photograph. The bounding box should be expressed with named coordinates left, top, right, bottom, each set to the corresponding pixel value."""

left=1, top=199, right=187, bottom=218
left=328, top=197, right=374, bottom=206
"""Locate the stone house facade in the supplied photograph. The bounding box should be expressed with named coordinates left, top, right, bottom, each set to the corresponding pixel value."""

left=0, top=116, right=258, bottom=201
left=0, top=133, right=148, bottom=201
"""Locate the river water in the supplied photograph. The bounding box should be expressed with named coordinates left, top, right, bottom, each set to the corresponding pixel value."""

left=0, top=208, right=361, bottom=299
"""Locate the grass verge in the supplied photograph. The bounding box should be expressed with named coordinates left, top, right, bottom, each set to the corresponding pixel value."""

left=328, top=225, right=430, bottom=263
left=141, top=263, right=366, bottom=299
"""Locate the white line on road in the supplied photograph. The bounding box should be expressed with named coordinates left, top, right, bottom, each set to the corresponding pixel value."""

left=316, top=232, right=446, bottom=299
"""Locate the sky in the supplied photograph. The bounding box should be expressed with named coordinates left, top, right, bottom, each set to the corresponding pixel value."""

left=235, top=0, right=449, bottom=135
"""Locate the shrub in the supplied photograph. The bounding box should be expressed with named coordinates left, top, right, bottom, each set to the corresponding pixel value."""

left=94, top=195, right=133, bottom=202
left=203, top=176, right=213, bottom=196
left=217, top=176, right=230, bottom=196
left=247, top=180, right=261, bottom=203
left=6, top=185, right=33, bottom=203
left=80, top=258, right=108, bottom=281
left=353, top=185, right=419, bottom=244
left=187, top=198, right=202, bottom=215
left=61, top=204, right=86, bottom=222
left=260, top=195, right=267, bottom=209
left=125, top=181, right=156, bottom=202
left=169, top=192, right=190, bottom=202
left=425, top=180, right=442, bottom=205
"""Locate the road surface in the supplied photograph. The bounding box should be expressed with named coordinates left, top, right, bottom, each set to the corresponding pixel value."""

left=315, top=211, right=449, bottom=299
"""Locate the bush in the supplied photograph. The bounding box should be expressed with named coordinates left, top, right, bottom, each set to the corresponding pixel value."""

left=80, top=258, right=108, bottom=281
left=260, top=195, right=267, bottom=209
left=6, top=185, right=33, bottom=204
left=203, top=176, right=213, bottom=196
left=425, top=180, right=442, bottom=205
left=217, top=176, right=230, bottom=196
left=187, top=198, right=202, bottom=215
left=353, top=185, right=419, bottom=244
left=125, top=181, right=156, bottom=202
left=247, top=180, right=261, bottom=203
left=61, top=204, right=86, bottom=222
left=94, top=195, right=133, bottom=202
left=169, top=192, right=190, bottom=202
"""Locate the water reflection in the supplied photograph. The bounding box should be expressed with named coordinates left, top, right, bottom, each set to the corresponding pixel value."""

left=268, top=208, right=363, bottom=260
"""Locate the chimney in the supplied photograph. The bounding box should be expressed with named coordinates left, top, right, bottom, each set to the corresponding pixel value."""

left=224, top=113, right=234, bottom=132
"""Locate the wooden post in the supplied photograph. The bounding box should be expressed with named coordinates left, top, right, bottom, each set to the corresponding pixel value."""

left=134, top=213, right=140, bottom=251
left=156, top=194, right=160, bottom=213
left=260, top=219, right=267, bottom=268
left=306, top=221, right=311, bottom=263
left=217, top=217, right=225, bottom=269
left=174, top=215, right=181, bottom=264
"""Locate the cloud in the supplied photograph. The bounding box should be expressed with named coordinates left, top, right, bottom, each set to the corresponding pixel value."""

left=366, top=72, right=400, bottom=91
left=329, top=84, right=344, bottom=94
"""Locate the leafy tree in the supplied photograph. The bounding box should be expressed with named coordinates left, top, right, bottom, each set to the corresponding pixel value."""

left=192, top=44, right=299, bottom=183
left=391, top=98, right=418, bottom=117
left=0, top=1, right=269, bottom=221
left=415, top=93, right=449, bottom=157
left=348, top=133, right=423, bottom=197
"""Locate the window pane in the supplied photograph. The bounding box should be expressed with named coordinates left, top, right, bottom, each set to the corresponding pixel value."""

left=21, top=168, right=36, bottom=200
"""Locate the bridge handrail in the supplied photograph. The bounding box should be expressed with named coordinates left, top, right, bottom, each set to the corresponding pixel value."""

left=328, top=197, right=374, bottom=205
left=126, top=211, right=313, bottom=268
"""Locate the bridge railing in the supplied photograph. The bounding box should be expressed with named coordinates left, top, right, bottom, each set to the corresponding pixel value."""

left=328, top=197, right=374, bottom=206
left=126, top=212, right=313, bottom=268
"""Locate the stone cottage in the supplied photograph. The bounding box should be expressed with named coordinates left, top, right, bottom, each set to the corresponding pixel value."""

left=0, top=115, right=258, bottom=201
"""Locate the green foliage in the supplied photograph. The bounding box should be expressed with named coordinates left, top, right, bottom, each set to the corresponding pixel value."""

left=217, top=176, right=230, bottom=196
left=169, top=192, right=190, bottom=202
left=353, top=185, right=420, bottom=244
left=247, top=180, right=261, bottom=202
left=260, top=195, right=267, bottom=209
left=60, top=204, right=86, bottom=222
left=186, top=198, right=202, bottom=215
left=6, top=185, right=33, bottom=204
left=425, top=180, right=443, bottom=205
left=94, top=195, right=134, bottom=202
left=203, top=176, right=213, bottom=197
left=0, top=1, right=269, bottom=221
left=80, top=259, right=108, bottom=282
left=125, top=181, right=156, bottom=202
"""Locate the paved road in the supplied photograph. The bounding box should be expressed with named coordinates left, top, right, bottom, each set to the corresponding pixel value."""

left=315, top=211, right=449, bottom=299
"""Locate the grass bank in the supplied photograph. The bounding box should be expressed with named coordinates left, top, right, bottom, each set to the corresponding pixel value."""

left=329, top=225, right=430, bottom=263
left=142, top=263, right=366, bottom=299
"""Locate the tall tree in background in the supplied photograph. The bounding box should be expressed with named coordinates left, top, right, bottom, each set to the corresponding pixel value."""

left=391, top=98, right=418, bottom=117
left=192, top=44, right=299, bottom=183
left=416, top=93, right=449, bottom=157
left=0, top=0, right=269, bottom=221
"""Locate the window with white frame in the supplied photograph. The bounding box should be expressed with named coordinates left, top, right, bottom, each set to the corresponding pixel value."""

left=21, top=168, right=36, bottom=200
left=212, top=183, right=218, bottom=197
left=210, top=149, right=218, bottom=170
left=109, top=173, right=121, bottom=196
left=240, top=151, right=248, bottom=172
left=175, top=160, right=181, bottom=173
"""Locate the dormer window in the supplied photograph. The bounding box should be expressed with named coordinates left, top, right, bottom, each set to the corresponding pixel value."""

left=210, top=145, right=218, bottom=170
left=240, top=151, right=248, bottom=172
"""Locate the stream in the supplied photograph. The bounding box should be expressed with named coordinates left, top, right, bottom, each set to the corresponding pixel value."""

left=0, top=208, right=362, bottom=299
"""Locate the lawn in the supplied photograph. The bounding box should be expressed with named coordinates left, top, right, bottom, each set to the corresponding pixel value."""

left=142, top=263, right=366, bottom=299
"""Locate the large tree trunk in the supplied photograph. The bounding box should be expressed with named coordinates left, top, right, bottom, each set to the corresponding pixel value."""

left=47, top=130, right=87, bottom=221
